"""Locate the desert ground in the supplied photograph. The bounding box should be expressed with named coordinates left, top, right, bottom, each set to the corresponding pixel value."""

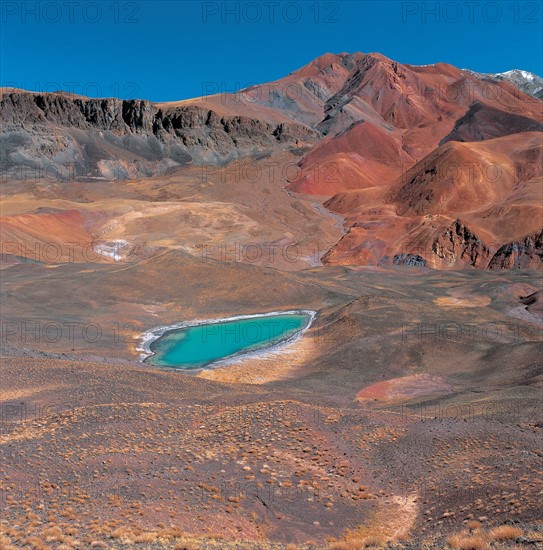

left=1, top=153, right=542, bottom=549
left=1, top=52, right=542, bottom=549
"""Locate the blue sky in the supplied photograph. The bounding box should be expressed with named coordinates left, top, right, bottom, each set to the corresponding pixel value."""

left=1, top=0, right=541, bottom=101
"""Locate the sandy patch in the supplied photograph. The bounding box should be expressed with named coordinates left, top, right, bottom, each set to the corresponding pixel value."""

left=434, top=295, right=491, bottom=307
left=357, top=373, right=454, bottom=403
left=339, top=493, right=419, bottom=544
left=0, top=387, right=56, bottom=401
left=197, top=333, right=317, bottom=384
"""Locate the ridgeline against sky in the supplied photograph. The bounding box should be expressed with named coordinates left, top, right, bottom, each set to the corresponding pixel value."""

left=1, top=0, right=542, bottom=101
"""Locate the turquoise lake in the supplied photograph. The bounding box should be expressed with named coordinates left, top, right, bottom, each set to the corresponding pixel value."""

left=144, top=312, right=313, bottom=369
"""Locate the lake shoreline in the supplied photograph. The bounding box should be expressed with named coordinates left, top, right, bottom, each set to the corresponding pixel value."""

left=137, top=309, right=317, bottom=370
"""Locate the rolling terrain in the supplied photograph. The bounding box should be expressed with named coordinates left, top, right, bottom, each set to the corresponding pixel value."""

left=1, top=52, right=542, bottom=549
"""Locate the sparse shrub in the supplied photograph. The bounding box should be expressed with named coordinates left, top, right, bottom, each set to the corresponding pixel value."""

left=110, top=526, right=134, bottom=542
left=446, top=533, right=489, bottom=550
left=363, top=535, right=386, bottom=548
left=489, top=525, right=523, bottom=541
left=134, top=531, right=158, bottom=542
left=174, top=542, right=200, bottom=550
left=331, top=537, right=385, bottom=549
left=43, top=526, right=64, bottom=543
left=157, top=525, right=185, bottom=539
left=1, top=535, right=18, bottom=550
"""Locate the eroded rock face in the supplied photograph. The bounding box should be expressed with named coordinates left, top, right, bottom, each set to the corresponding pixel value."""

left=432, top=219, right=491, bottom=268
left=393, top=254, right=426, bottom=267
left=488, top=229, right=543, bottom=270
left=0, top=92, right=319, bottom=180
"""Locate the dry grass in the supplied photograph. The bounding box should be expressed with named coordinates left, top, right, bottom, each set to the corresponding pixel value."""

left=330, top=536, right=386, bottom=549
left=157, top=526, right=185, bottom=539
left=447, top=523, right=525, bottom=549
left=134, top=531, right=159, bottom=543
left=488, top=525, right=523, bottom=541
left=330, top=542, right=364, bottom=550
left=110, top=526, right=134, bottom=542
left=42, top=526, right=64, bottom=543
left=446, top=533, right=489, bottom=550
left=0, top=535, right=18, bottom=550
left=174, top=542, right=201, bottom=550
left=21, top=537, right=48, bottom=550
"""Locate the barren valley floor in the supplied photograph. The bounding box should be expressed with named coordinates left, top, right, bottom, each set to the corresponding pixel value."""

left=1, top=167, right=542, bottom=547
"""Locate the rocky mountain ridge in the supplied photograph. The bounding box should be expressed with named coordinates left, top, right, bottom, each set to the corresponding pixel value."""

left=1, top=52, right=542, bottom=271
left=0, top=91, right=318, bottom=180
left=466, top=68, right=543, bottom=99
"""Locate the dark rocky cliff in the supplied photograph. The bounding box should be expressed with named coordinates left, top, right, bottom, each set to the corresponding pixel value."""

left=432, top=219, right=491, bottom=268
left=0, top=92, right=319, bottom=180
left=488, top=229, right=543, bottom=270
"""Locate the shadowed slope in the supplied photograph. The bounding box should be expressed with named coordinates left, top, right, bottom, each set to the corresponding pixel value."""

left=440, top=101, right=543, bottom=144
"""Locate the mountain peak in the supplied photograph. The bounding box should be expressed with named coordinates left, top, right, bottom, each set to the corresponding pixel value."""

left=292, top=52, right=364, bottom=77
left=464, top=67, right=543, bottom=98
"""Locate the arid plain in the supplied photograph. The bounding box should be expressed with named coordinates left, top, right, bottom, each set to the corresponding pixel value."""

left=1, top=53, right=542, bottom=549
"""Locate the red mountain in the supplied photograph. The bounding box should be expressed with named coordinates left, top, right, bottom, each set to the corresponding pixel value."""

left=1, top=52, right=542, bottom=270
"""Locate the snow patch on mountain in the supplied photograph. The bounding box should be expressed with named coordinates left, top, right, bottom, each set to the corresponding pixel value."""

left=464, top=68, right=543, bottom=99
